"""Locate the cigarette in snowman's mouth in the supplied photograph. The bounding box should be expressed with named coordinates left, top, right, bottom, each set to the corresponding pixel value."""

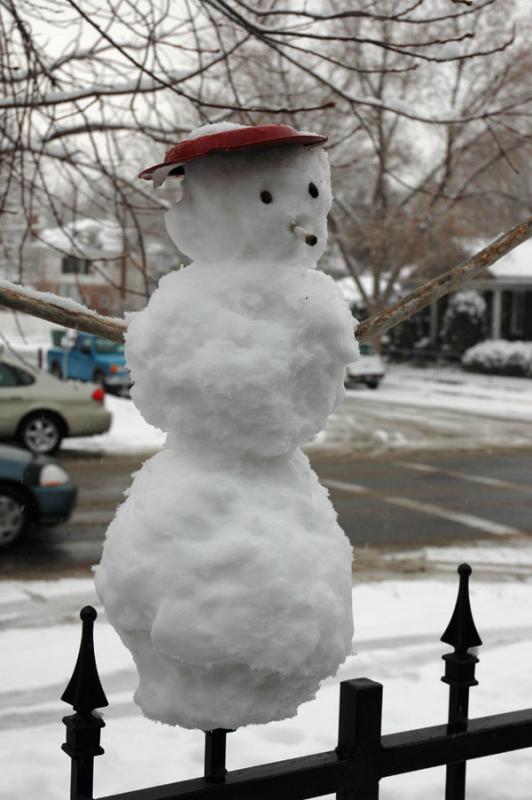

left=291, top=224, right=318, bottom=247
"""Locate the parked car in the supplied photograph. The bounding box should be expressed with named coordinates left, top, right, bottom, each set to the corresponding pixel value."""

left=345, top=342, right=386, bottom=389
left=47, top=330, right=130, bottom=394
left=0, top=443, right=77, bottom=548
left=0, top=353, right=112, bottom=454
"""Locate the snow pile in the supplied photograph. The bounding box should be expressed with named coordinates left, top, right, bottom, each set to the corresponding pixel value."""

left=64, top=394, right=166, bottom=453
left=463, top=339, right=532, bottom=378
left=96, top=125, right=358, bottom=730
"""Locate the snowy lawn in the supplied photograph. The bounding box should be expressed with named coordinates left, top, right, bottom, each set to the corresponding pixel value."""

left=2, top=571, right=531, bottom=800
left=368, top=364, right=532, bottom=420
left=309, top=364, right=532, bottom=456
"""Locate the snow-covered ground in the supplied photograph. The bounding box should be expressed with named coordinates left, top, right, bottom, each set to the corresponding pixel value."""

left=370, top=364, right=532, bottom=421
left=309, top=365, right=532, bottom=456
left=64, top=394, right=166, bottom=453
left=2, top=570, right=531, bottom=800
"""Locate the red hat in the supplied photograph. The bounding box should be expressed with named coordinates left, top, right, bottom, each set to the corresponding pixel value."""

left=139, top=124, right=327, bottom=187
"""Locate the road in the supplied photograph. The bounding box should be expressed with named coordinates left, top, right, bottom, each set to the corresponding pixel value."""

left=1, top=445, right=531, bottom=578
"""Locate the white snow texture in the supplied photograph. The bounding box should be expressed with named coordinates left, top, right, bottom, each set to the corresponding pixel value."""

left=95, top=124, right=358, bottom=730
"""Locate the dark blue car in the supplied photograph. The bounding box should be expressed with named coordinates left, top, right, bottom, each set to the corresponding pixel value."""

left=0, top=444, right=77, bottom=548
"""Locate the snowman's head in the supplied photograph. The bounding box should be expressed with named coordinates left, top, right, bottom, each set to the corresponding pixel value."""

left=164, top=144, right=332, bottom=268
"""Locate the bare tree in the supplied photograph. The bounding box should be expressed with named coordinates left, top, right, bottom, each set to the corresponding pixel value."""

left=322, top=1, right=532, bottom=319
left=0, top=0, right=528, bottom=320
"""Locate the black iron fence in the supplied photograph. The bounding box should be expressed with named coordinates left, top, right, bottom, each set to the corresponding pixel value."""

left=61, top=565, right=532, bottom=800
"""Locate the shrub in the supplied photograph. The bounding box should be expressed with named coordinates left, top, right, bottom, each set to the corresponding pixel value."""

left=462, top=340, right=532, bottom=377
left=441, top=290, right=487, bottom=356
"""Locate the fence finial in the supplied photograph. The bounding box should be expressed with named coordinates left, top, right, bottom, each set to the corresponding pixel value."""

left=62, top=607, right=108, bottom=800
left=62, top=606, right=109, bottom=713
left=440, top=564, right=482, bottom=654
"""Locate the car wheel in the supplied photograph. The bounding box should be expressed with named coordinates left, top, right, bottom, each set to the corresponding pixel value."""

left=0, top=486, right=30, bottom=548
left=93, top=369, right=105, bottom=385
left=365, top=380, right=380, bottom=390
left=18, top=412, right=63, bottom=454
left=50, top=361, right=63, bottom=379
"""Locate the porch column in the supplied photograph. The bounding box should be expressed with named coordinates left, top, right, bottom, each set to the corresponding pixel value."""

left=429, top=301, right=439, bottom=344
left=491, top=289, right=502, bottom=339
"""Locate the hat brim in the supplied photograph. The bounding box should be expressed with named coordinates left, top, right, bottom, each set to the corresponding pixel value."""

left=148, top=163, right=185, bottom=189
left=139, top=129, right=327, bottom=182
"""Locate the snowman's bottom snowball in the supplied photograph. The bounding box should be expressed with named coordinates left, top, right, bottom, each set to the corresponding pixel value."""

left=95, top=446, right=354, bottom=729
left=123, top=629, right=324, bottom=730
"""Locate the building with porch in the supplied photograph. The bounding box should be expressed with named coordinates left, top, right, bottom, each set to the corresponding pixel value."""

left=427, top=238, right=532, bottom=344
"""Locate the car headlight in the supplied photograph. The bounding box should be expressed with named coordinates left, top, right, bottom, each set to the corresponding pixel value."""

left=39, top=464, right=70, bottom=487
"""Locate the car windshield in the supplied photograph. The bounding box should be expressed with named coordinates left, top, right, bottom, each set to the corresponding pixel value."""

left=93, top=338, right=125, bottom=355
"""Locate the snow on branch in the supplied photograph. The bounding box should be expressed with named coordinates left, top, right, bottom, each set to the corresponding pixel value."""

left=0, top=280, right=127, bottom=343
left=1, top=215, right=531, bottom=345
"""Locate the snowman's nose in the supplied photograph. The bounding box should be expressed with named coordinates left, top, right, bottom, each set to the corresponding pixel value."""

left=291, top=223, right=318, bottom=247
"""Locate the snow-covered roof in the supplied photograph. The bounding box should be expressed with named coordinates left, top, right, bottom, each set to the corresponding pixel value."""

left=461, top=236, right=532, bottom=284
left=488, top=238, right=532, bottom=281
left=41, top=218, right=126, bottom=258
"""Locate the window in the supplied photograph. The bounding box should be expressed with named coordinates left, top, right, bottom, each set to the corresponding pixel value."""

left=61, top=255, right=92, bottom=275
left=10, top=365, right=35, bottom=386
left=0, top=363, right=18, bottom=387
left=510, top=292, right=525, bottom=337
left=0, top=363, right=35, bottom=387
left=93, top=338, right=124, bottom=355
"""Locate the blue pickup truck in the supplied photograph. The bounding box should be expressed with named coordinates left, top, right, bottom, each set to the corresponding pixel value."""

left=47, top=331, right=130, bottom=394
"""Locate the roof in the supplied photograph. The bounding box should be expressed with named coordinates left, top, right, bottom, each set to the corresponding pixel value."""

left=41, top=218, right=125, bottom=258
left=488, top=238, right=532, bottom=282
left=462, top=237, right=532, bottom=285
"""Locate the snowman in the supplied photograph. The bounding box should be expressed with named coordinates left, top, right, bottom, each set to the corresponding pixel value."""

left=95, top=122, right=359, bottom=731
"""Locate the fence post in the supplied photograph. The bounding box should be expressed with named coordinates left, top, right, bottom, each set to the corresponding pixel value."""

left=204, top=729, right=231, bottom=782
left=441, top=564, right=482, bottom=800
left=62, top=607, right=108, bottom=800
left=336, top=678, right=383, bottom=800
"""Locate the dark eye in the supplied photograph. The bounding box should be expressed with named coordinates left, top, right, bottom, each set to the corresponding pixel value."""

left=260, top=190, right=273, bottom=204
left=308, top=182, right=319, bottom=198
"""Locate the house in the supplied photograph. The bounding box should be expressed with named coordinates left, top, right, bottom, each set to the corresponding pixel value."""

left=426, top=238, right=532, bottom=344
left=32, top=218, right=148, bottom=316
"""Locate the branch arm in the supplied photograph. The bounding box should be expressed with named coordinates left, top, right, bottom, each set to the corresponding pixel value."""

left=0, top=280, right=127, bottom=343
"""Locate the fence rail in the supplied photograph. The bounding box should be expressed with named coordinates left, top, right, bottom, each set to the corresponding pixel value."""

left=61, top=565, right=532, bottom=800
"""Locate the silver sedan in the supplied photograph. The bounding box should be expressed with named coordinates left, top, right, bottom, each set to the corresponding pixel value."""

left=0, top=354, right=112, bottom=454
